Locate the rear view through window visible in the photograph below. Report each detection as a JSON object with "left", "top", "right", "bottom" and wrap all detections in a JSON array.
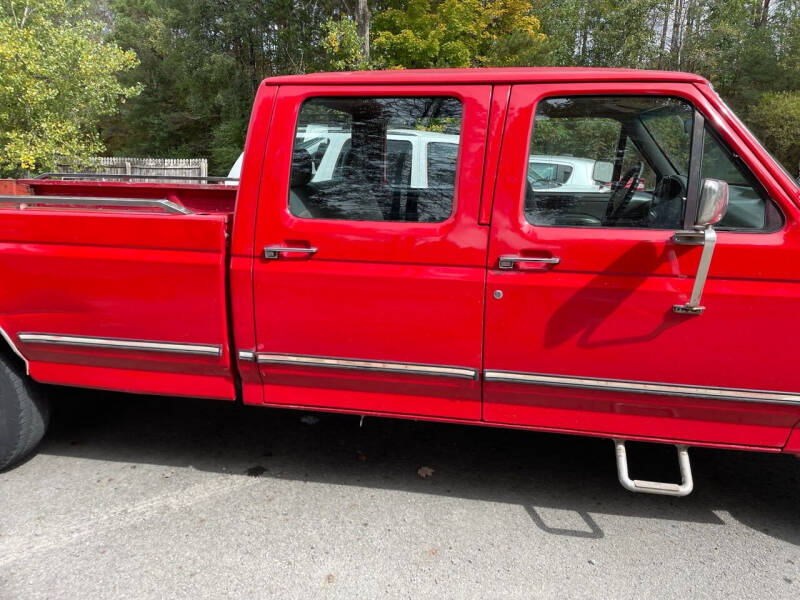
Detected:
[{"left": 288, "top": 96, "right": 462, "bottom": 222}]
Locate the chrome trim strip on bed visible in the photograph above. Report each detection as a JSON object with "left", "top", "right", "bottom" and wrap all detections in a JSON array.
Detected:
[
  {"left": 18, "top": 333, "right": 221, "bottom": 357},
  {"left": 237, "top": 350, "right": 256, "bottom": 361},
  {"left": 256, "top": 353, "right": 478, "bottom": 380},
  {"left": 483, "top": 370, "right": 800, "bottom": 406}
]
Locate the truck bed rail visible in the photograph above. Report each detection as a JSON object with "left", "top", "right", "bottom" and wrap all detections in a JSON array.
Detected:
[
  {"left": 0, "top": 194, "right": 193, "bottom": 215},
  {"left": 33, "top": 172, "right": 237, "bottom": 183}
]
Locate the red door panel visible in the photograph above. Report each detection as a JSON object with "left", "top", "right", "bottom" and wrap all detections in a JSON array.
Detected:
[
  {"left": 251, "top": 84, "right": 492, "bottom": 419},
  {"left": 483, "top": 83, "right": 800, "bottom": 448}
]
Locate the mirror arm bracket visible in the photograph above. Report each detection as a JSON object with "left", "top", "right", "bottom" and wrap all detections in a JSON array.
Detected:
[
  {"left": 673, "top": 226, "right": 717, "bottom": 315},
  {"left": 672, "top": 230, "right": 705, "bottom": 246}
]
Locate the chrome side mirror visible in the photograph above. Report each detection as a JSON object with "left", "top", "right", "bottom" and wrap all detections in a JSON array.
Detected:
[
  {"left": 695, "top": 178, "right": 729, "bottom": 227},
  {"left": 672, "top": 178, "right": 729, "bottom": 315}
]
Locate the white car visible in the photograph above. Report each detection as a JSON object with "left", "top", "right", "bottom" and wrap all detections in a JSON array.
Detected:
[
  {"left": 226, "top": 128, "right": 460, "bottom": 188},
  {"left": 527, "top": 155, "right": 615, "bottom": 192},
  {"left": 224, "top": 153, "right": 244, "bottom": 184}
]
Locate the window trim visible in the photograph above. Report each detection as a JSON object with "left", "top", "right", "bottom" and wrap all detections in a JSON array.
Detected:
[{"left": 683, "top": 110, "right": 705, "bottom": 230}]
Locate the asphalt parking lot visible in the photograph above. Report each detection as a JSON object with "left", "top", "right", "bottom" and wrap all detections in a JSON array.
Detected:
[{"left": 1, "top": 389, "right": 799, "bottom": 599}]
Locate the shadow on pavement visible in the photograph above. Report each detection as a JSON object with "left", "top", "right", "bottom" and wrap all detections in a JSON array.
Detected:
[{"left": 39, "top": 388, "right": 800, "bottom": 545}]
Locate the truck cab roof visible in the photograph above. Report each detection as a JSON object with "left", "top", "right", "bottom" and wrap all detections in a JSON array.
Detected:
[{"left": 264, "top": 67, "right": 709, "bottom": 86}]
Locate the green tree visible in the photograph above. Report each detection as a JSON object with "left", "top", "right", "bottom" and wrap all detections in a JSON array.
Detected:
[
  {"left": 0, "top": 0, "right": 140, "bottom": 175},
  {"left": 531, "top": 0, "right": 662, "bottom": 68},
  {"left": 370, "top": 0, "right": 547, "bottom": 68},
  {"left": 323, "top": 16, "right": 370, "bottom": 71},
  {"left": 106, "top": 0, "right": 357, "bottom": 173},
  {"left": 748, "top": 91, "right": 800, "bottom": 176}
]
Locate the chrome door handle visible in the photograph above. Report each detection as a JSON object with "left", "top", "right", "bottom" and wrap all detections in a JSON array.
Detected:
[
  {"left": 498, "top": 255, "right": 560, "bottom": 270},
  {"left": 264, "top": 246, "right": 318, "bottom": 259}
]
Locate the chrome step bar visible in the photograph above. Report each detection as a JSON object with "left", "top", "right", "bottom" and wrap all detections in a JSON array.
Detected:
[
  {"left": 0, "top": 194, "right": 192, "bottom": 215},
  {"left": 613, "top": 439, "right": 694, "bottom": 497}
]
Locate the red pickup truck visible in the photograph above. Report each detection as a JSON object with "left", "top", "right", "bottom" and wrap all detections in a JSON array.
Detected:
[{"left": 2, "top": 68, "right": 800, "bottom": 496}]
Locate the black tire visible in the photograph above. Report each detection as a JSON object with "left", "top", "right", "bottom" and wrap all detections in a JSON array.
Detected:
[{"left": 0, "top": 354, "right": 50, "bottom": 471}]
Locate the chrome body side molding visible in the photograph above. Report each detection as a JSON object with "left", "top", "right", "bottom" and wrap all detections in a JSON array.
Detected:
[
  {"left": 18, "top": 333, "right": 222, "bottom": 357},
  {"left": 256, "top": 353, "right": 478, "bottom": 380},
  {"left": 483, "top": 370, "right": 800, "bottom": 406},
  {"left": 237, "top": 350, "right": 256, "bottom": 361}
]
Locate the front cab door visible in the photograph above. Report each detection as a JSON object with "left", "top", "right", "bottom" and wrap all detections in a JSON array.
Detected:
[{"left": 483, "top": 83, "right": 800, "bottom": 448}]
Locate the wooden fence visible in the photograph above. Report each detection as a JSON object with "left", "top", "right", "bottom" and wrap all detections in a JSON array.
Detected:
[{"left": 55, "top": 157, "right": 208, "bottom": 183}]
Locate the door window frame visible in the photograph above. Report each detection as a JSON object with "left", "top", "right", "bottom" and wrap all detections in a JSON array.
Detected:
[{"left": 486, "top": 82, "right": 794, "bottom": 236}]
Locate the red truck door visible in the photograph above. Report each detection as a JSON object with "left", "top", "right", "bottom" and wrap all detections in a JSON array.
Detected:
[
  {"left": 250, "top": 84, "right": 491, "bottom": 419},
  {"left": 483, "top": 82, "right": 800, "bottom": 448}
]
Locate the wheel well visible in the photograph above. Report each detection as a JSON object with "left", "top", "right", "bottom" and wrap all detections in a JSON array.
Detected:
[{"left": 0, "top": 327, "right": 28, "bottom": 374}]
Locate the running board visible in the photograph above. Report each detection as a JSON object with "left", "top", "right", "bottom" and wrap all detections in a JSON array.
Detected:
[{"left": 613, "top": 440, "right": 694, "bottom": 497}]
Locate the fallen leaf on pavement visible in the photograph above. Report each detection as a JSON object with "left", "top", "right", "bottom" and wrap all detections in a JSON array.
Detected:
[{"left": 417, "top": 466, "right": 435, "bottom": 478}]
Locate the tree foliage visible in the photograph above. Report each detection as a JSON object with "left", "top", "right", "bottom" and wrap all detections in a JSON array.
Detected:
[
  {"left": 748, "top": 91, "right": 800, "bottom": 175},
  {"left": 371, "top": 0, "right": 547, "bottom": 68},
  {"left": 106, "top": 0, "right": 354, "bottom": 171},
  {"left": 0, "top": 0, "right": 139, "bottom": 175},
  {"left": 323, "top": 16, "right": 370, "bottom": 71}
]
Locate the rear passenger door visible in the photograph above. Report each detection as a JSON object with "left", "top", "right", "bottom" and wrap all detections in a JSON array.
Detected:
[
  {"left": 483, "top": 83, "right": 800, "bottom": 448},
  {"left": 251, "top": 84, "right": 491, "bottom": 419}
]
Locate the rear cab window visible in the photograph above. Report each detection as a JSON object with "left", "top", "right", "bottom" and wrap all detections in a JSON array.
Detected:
[{"left": 288, "top": 96, "right": 463, "bottom": 223}]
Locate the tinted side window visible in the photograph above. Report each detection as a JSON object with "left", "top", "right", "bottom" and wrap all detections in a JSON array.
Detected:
[
  {"left": 701, "top": 129, "right": 776, "bottom": 230},
  {"left": 525, "top": 96, "right": 693, "bottom": 229},
  {"left": 289, "top": 97, "right": 462, "bottom": 223}
]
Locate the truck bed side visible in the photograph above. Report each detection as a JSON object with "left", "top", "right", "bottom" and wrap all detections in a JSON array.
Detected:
[{"left": 0, "top": 203, "right": 236, "bottom": 399}]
